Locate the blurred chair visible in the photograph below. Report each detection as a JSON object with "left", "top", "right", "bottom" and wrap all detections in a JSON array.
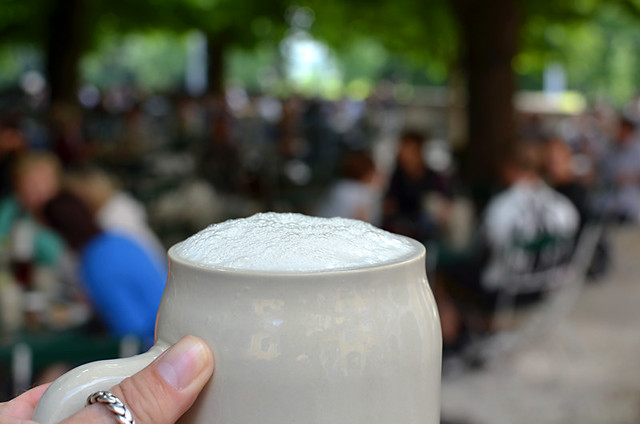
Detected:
[{"left": 458, "top": 220, "right": 604, "bottom": 367}]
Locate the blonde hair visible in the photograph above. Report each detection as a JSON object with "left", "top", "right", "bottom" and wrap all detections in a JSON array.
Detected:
[{"left": 64, "top": 167, "right": 117, "bottom": 211}]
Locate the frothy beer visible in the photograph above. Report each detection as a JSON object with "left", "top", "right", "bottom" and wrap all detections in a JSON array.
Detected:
[{"left": 172, "top": 212, "right": 416, "bottom": 272}]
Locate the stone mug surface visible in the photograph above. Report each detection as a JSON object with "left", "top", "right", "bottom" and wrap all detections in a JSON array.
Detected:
[{"left": 33, "top": 217, "right": 442, "bottom": 424}]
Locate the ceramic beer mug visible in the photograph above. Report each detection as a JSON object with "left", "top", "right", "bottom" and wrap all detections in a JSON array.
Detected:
[{"left": 33, "top": 213, "right": 442, "bottom": 424}]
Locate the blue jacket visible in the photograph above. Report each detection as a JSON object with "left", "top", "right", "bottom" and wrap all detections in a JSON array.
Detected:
[{"left": 80, "top": 232, "right": 167, "bottom": 341}]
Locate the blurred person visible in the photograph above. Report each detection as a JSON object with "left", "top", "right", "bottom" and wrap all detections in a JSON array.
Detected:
[
  {"left": 435, "top": 141, "right": 579, "bottom": 352},
  {"left": 315, "top": 150, "right": 383, "bottom": 225},
  {"left": 382, "top": 130, "right": 453, "bottom": 242},
  {"left": 600, "top": 115, "right": 640, "bottom": 222},
  {"left": 301, "top": 98, "right": 337, "bottom": 179},
  {"left": 277, "top": 96, "right": 303, "bottom": 159},
  {"left": 99, "top": 104, "right": 153, "bottom": 165},
  {"left": 565, "top": 110, "right": 609, "bottom": 171},
  {"left": 43, "top": 191, "right": 166, "bottom": 343},
  {"left": 0, "top": 153, "right": 64, "bottom": 268},
  {"left": 200, "top": 93, "right": 240, "bottom": 192},
  {"left": 0, "top": 118, "right": 27, "bottom": 197},
  {"left": 177, "top": 95, "right": 207, "bottom": 140},
  {"left": 120, "top": 105, "right": 151, "bottom": 156},
  {"left": 65, "top": 166, "right": 166, "bottom": 267},
  {"left": 50, "top": 103, "right": 91, "bottom": 167},
  {"left": 546, "top": 137, "right": 611, "bottom": 279},
  {"left": 545, "top": 138, "right": 591, "bottom": 227}
]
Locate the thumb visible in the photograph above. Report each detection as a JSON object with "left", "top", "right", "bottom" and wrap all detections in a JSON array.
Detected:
[{"left": 63, "top": 335, "right": 214, "bottom": 424}]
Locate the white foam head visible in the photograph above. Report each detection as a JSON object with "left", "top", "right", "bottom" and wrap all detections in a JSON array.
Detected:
[{"left": 171, "top": 212, "right": 418, "bottom": 272}]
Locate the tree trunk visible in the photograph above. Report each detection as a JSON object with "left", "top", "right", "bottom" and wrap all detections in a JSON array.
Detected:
[
  {"left": 45, "top": 0, "right": 89, "bottom": 106},
  {"left": 452, "top": 0, "right": 521, "bottom": 209},
  {"left": 206, "top": 36, "right": 227, "bottom": 95}
]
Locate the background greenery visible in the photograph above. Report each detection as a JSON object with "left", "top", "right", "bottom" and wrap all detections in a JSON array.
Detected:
[
  {"left": 1, "top": 0, "right": 638, "bottom": 103},
  {"left": 2, "top": 0, "right": 640, "bottom": 196}
]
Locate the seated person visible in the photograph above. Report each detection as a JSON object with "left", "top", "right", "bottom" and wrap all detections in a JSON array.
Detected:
[
  {"left": 382, "top": 130, "right": 453, "bottom": 242},
  {"left": 315, "top": 150, "right": 382, "bottom": 225},
  {"left": 0, "top": 118, "right": 27, "bottom": 198},
  {"left": 43, "top": 191, "right": 167, "bottom": 345},
  {"left": 600, "top": 115, "right": 640, "bottom": 222},
  {"left": 0, "top": 152, "right": 64, "bottom": 268},
  {"left": 435, "top": 142, "right": 579, "bottom": 350},
  {"left": 544, "top": 138, "right": 591, "bottom": 228},
  {"left": 65, "top": 166, "right": 166, "bottom": 267},
  {"left": 544, "top": 137, "right": 610, "bottom": 279}
]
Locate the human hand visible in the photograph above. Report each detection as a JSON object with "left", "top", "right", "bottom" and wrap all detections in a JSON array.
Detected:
[{"left": 0, "top": 335, "right": 214, "bottom": 424}]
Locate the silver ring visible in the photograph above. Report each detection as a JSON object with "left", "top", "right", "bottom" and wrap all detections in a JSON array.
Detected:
[{"left": 86, "top": 391, "right": 136, "bottom": 424}]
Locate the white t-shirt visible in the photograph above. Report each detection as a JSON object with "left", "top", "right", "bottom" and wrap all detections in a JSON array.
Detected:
[
  {"left": 315, "top": 180, "right": 382, "bottom": 226},
  {"left": 481, "top": 180, "right": 579, "bottom": 291}
]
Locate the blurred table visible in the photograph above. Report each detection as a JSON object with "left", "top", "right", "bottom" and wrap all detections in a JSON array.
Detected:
[{"left": 0, "top": 326, "right": 140, "bottom": 400}]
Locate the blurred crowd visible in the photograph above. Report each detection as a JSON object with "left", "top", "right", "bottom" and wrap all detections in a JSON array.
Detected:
[
  {"left": 0, "top": 85, "right": 401, "bottom": 348},
  {"left": 1, "top": 85, "right": 640, "bottom": 388}
]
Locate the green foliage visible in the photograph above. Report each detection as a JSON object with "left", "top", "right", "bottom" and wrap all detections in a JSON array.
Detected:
[
  {"left": 0, "top": 0, "right": 49, "bottom": 43},
  {"left": 0, "top": 0, "right": 290, "bottom": 53},
  {"left": 227, "top": 43, "right": 281, "bottom": 91},
  {"left": 0, "top": 45, "right": 40, "bottom": 87},
  {"left": 81, "top": 31, "right": 187, "bottom": 92},
  {"left": 303, "top": 0, "right": 458, "bottom": 76},
  {"left": 3, "top": 0, "right": 640, "bottom": 104},
  {"left": 517, "top": 0, "right": 640, "bottom": 105},
  {"left": 336, "top": 38, "right": 389, "bottom": 83},
  {"left": 160, "top": 0, "right": 290, "bottom": 47}
]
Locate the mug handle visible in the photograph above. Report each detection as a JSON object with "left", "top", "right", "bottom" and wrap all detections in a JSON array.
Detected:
[{"left": 32, "top": 340, "right": 170, "bottom": 424}]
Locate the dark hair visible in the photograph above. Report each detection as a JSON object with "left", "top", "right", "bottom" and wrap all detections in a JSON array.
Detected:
[
  {"left": 341, "top": 151, "right": 375, "bottom": 181},
  {"left": 399, "top": 130, "right": 427, "bottom": 147},
  {"left": 619, "top": 115, "right": 637, "bottom": 130},
  {"left": 43, "top": 191, "right": 101, "bottom": 250},
  {"left": 501, "top": 141, "right": 543, "bottom": 174}
]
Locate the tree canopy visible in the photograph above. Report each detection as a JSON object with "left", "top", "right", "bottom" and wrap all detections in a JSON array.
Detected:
[
  {"left": 2, "top": 0, "right": 640, "bottom": 102},
  {"left": 3, "top": 0, "right": 640, "bottom": 200}
]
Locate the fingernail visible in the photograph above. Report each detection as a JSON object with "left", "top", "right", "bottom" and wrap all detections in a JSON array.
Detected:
[{"left": 157, "top": 336, "right": 209, "bottom": 390}]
